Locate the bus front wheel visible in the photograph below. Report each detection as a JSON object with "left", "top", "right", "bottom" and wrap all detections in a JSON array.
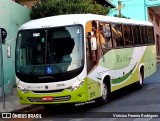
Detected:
[{"left": 97, "top": 81, "right": 110, "bottom": 105}]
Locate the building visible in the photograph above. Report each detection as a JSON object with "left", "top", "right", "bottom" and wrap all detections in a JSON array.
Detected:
[
  {"left": 108, "top": 0, "right": 160, "bottom": 56},
  {"left": 148, "top": 6, "right": 160, "bottom": 55},
  {"left": 14, "top": 0, "right": 38, "bottom": 9},
  {"left": 0, "top": 0, "right": 30, "bottom": 98}
]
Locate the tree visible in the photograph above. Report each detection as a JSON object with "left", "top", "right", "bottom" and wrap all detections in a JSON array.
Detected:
[{"left": 30, "top": 0, "right": 110, "bottom": 19}]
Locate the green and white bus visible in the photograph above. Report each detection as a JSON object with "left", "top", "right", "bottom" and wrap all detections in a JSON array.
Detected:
[{"left": 15, "top": 14, "right": 156, "bottom": 105}]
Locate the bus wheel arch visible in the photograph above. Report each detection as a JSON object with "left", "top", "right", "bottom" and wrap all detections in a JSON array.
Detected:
[{"left": 97, "top": 75, "right": 111, "bottom": 104}]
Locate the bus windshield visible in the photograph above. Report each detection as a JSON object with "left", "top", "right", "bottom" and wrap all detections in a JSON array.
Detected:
[{"left": 16, "top": 25, "right": 83, "bottom": 77}]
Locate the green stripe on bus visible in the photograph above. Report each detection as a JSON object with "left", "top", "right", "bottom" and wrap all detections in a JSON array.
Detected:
[
  {"left": 112, "top": 71, "right": 132, "bottom": 84},
  {"left": 112, "top": 65, "right": 136, "bottom": 84}
]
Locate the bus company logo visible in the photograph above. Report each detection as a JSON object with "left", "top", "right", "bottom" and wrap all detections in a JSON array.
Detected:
[
  {"left": 45, "top": 85, "right": 48, "bottom": 89},
  {"left": 38, "top": 76, "right": 53, "bottom": 79},
  {"left": 27, "top": 85, "right": 43, "bottom": 89}
]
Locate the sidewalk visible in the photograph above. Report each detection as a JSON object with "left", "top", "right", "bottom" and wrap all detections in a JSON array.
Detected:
[
  {"left": 0, "top": 57, "right": 160, "bottom": 113},
  {"left": 0, "top": 89, "right": 31, "bottom": 113}
]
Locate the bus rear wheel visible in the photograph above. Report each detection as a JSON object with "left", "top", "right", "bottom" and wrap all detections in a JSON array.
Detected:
[{"left": 137, "top": 69, "right": 144, "bottom": 89}]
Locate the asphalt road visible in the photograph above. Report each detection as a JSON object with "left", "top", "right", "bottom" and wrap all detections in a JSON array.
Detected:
[{"left": 3, "top": 64, "right": 160, "bottom": 121}]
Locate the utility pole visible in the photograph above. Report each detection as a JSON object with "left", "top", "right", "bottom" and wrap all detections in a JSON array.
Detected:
[
  {"left": 117, "top": 0, "right": 125, "bottom": 17},
  {"left": 117, "top": 1, "right": 122, "bottom": 17}
]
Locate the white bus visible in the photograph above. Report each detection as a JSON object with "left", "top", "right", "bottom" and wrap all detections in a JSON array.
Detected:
[{"left": 15, "top": 14, "right": 156, "bottom": 105}]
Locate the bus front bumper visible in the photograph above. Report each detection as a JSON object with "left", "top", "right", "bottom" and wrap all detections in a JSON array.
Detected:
[{"left": 17, "top": 82, "right": 88, "bottom": 105}]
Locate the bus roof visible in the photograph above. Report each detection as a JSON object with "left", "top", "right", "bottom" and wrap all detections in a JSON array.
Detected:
[{"left": 19, "top": 14, "right": 153, "bottom": 30}]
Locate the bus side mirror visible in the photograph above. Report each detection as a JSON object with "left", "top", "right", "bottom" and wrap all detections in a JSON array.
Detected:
[{"left": 91, "top": 37, "right": 97, "bottom": 50}]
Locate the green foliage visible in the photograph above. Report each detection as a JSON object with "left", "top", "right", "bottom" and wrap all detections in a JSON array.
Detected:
[{"left": 30, "top": 0, "right": 110, "bottom": 19}]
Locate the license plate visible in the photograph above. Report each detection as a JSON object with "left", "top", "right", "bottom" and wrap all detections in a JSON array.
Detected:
[{"left": 42, "top": 96, "right": 54, "bottom": 101}]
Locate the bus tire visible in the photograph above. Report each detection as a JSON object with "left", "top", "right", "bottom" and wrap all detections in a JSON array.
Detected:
[
  {"left": 137, "top": 67, "right": 144, "bottom": 89},
  {"left": 97, "top": 80, "right": 110, "bottom": 105}
]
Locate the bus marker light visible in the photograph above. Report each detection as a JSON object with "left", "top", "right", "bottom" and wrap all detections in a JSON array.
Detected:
[{"left": 78, "top": 94, "right": 82, "bottom": 97}]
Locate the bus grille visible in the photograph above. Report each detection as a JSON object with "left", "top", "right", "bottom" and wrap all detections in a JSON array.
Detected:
[
  {"left": 27, "top": 95, "right": 71, "bottom": 102},
  {"left": 32, "top": 89, "right": 64, "bottom": 93}
]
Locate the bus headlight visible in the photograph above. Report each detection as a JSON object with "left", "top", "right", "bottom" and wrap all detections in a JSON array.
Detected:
[
  {"left": 67, "top": 80, "right": 84, "bottom": 91},
  {"left": 17, "top": 85, "right": 29, "bottom": 94}
]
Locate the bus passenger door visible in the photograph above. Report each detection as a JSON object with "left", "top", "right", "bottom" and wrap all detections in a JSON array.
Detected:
[
  {"left": 86, "top": 21, "right": 98, "bottom": 73},
  {"left": 86, "top": 36, "right": 96, "bottom": 73}
]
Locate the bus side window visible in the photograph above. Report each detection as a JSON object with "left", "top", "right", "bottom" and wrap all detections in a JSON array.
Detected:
[
  {"left": 111, "top": 23, "right": 123, "bottom": 47},
  {"left": 99, "top": 22, "right": 112, "bottom": 48},
  {"left": 147, "top": 26, "right": 154, "bottom": 44},
  {"left": 140, "top": 26, "right": 148, "bottom": 44},
  {"left": 85, "top": 20, "right": 98, "bottom": 63},
  {"left": 133, "top": 25, "right": 141, "bottom": 45},
  {"left": 122, "top": 24, "right": 133, "bottom": 46}
]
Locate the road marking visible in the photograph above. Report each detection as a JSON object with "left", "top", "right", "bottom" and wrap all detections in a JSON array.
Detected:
[
  {"left": 146, "top": 87, "right": 154, "bottom": 90},
  {"left": 133, "top": 118, "right": 152, "bottom": 121}
]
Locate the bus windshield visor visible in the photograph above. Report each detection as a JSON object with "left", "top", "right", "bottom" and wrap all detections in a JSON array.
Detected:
[{"left": 16, "top": 25, "right": 83, "bottom": 75}]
